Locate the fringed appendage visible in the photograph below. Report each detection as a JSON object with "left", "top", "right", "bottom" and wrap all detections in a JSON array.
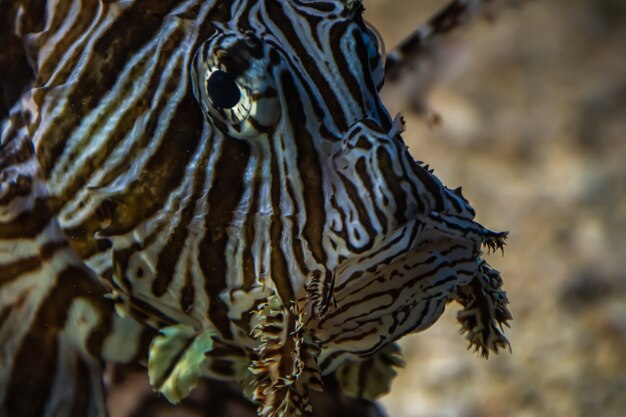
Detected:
[
  {"left": 454, "top": 260, "right": 512, "bottom": 358},
  {"left": 480, "top": 227, "right": 508, "bottom": 255},
  {"left": 303, "top": 269, "right": 336, "bottom": 322},
  {"left": 250, "top": 294, "right": 323, "bottom": 417}
]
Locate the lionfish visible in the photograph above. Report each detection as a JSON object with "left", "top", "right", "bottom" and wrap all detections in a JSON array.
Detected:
[{"left": 0, "top": 0, "right": 512, "bottom": 416}]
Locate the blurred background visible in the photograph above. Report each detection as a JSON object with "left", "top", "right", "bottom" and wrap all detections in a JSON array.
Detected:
[{"left": 366, "top": 1, "right": 626, "bottom": 416}]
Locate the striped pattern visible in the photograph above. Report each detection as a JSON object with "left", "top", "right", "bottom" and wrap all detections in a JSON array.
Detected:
[{"left": 0, "top": 1, "right": 511, "bottom": 417}]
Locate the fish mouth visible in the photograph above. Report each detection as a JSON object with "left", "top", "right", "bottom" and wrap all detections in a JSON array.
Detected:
[{"left": 310, "top": 221, "right": 509, "bottom": 371}]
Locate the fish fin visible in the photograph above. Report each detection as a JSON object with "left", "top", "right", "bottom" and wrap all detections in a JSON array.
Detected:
[
  {"left": 334, "top": 342, "right": 405, "bottom": 401},
  {"left": 454, "top": 260, "right": 512, "bottom": 358},
  {"left": 147, "top": 324, "right": 216, "bottom": 404},
  {"left": 0, "top": 114, "right": 112, "bottom": 417}
]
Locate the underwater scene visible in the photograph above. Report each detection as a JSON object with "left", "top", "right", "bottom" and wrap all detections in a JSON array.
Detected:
[{"left": 0, "top": 1, "right": 624, "bottom": 417}]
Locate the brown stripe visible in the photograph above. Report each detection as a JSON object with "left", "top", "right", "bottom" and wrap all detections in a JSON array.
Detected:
[
  {"left": 355, "top": 156, "right": 388, "bottom": 234},
  {"left": 241, "top": 173, "right": 260, "bottom": 289},
  {"left": 0, "top": 303, "right": 11, "bottom": 330},
  {"left": 58, "top": 22, "right": 190, "bottom": 204},
  {"left": 0, "top": 256, "right": 41, "bottom": 286},
  {"left": 0, "top": 121, "right": 32, "bottom": 171},
  {"left": 180, "top": 264, "right": 195, "bottom": 314},
  {"left": 35, "top": 3, "right": 180, "bottom": 177},
  {"left": 0, "top": 174, "right": 32, "bottom": 205},
  {"left": 265, "top": 0, "right": 348, "bottom": 130},
  {"left": 336, "top": 169, "right": 375, "bottom": 253},
  {"left": 0, "top": 2, "right": 38, "bottom": 110},
  {"left": 6, "top": 264, "right": 106, "bottom": 417},
  {"left": 268, "top": 141, "right": 294, "bottom": 303},
  {"left": 70, "top": 357, "right": 94, "bottom": 417},
  {"left": 377, "top": 147, "right": 409, "bottom": 222},
  {"left": 330, "top": 24, "right": 366, "bottom": 110},
  {"left": 0, "top": 197, "right": 51, "bottom": 239},
  {"left": 199, "top": 138, "right": 250, "bottom": 339},
  {"left": 24, "top": 0, "right": 72, "bottom": 70},
  {"left": 280, "top": 71, "right": 328, "bottom": 267},
  {"left": 150, "top": 117, "right": 212, "bottom": 297},
  {"left": 34, "top": 0, "right": 100, "bottom": 87},
  {"left": 151, "top": 182, "right": 197, "bottom": 296},
  {"left": 83, "top": 93, "right": 205, "bottom": 241},
  {"left": 6, "top": 327, "right": 58, "bottom": 417},
  {"left": 86, "top": 299, "right": 115, "bottom": 359},
  {"left": 0, "top": 240, "right": 69, "bottom": 288}
]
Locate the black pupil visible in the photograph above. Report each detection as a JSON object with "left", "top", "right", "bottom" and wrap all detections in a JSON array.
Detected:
[{"left": 206, "top": 70, "right": 240, "bottom": 109}]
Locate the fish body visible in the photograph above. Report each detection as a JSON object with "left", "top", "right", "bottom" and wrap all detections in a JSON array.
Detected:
[{"left": 0, "top": 1, "right": 511, "bottom": 416}]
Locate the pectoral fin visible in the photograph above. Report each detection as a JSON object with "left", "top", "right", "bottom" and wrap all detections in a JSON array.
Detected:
[
  {"left": 148, "top": 324, "right": 216, "bottom": 404},
  {"left": 1, "top": 113, "right": 113, "bottom": 417}
]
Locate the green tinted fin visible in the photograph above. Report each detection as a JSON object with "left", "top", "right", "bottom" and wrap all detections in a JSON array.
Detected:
[{"left": 148, "top": 324, "right": 216, "bottom": 404}]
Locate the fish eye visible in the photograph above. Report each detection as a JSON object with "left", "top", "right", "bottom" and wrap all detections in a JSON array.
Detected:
[
  {"left": 206, "top": 70, "right": 241, "bottom": 109},
  {"left": 191, "top": 32, "right": 281, "bottom": 139}
]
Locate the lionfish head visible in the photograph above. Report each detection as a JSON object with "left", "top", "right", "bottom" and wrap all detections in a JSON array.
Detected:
[{"left": 188, "top": 0, "right": 509, "bottom": 372}]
